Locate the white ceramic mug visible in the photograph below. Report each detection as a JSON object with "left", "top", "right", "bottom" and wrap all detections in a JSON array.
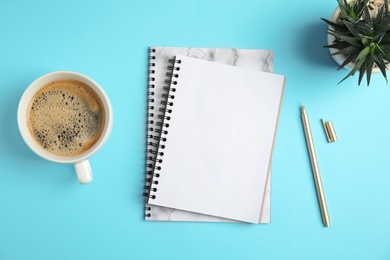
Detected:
[{"left": 17, "top": 71, "right": 113, "bottom": 184}]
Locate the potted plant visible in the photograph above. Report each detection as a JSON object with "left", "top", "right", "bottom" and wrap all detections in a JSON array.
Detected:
[{"left": 322, "top": 0, "right": 390, "bottom": 86}]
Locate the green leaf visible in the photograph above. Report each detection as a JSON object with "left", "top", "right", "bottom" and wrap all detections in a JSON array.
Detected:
[
  {"left": 373, "top": 54, "right": 388, "bottom": 82},
  {"left": 338, "top": 0, "right": 351, "bottom": 18},
  {"left": 338, "top": 57, "right": 365, "bottom": 84},
  {"left": 321, "top": 18, "right": 348, "bottom": 31},
  {"left": 324, "top": 41, "right": 353, "bottom": 53},
  {"left": 365, "top": 54, "right": 374, "bottom": 85},
  {"left": 377, "top": 1, "right": 390, "bottom": 29},
  {"left": 337, "top": 53, "right": 359, "bottom": 70},
  {"left": 356, "top": 46, "right": 371, "bottom": 61},
  {"left": 357, "top": 0, "right": 370, "bottom": 18},
  {"left": 332, "top": 45, "right": 361, "bottom": 56},
  {"left": 375, "top": 45, "right": 390, "bottom": 62},
  {"left": 355, "top": 20, "right": 373, "bottom": 31},
  {"left": 376, "top": 44, "right": 386, "bottom": 56},
  {"left": 380, "top": 34, "right": 390, "bottom": 44},
  {"left": 373, "top": 32, "right": 386, "bottom": 44},
  {"left": 343, "top": 20, "right": 365, "bottom": 37},
  {"left": 362, "top": 6, "right": 372, "bottom": 27},
  {"left": 360, "top": 34, "right": 372, "bottom": 46},
  {"left": 327, "top": 31, "right": 363, "bottom": 47},
  {"left": 374, "top": 1, "right": 385, "bottom": 26},
  {"left": 358, "top": 62, "right": 366, "bottom": 86}
]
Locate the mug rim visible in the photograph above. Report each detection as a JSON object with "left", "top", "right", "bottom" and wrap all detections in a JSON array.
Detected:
[{"left": 17, "top": 70, "right": 113, "bottom": 164}]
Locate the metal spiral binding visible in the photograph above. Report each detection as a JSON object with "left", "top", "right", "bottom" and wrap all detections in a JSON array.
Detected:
[
  {"left": 147, "top": 58, "right": 181, "bottom": 203},
  {"left": 144, "top": 53, "right": 181, "bottom": 218},
  {"left": 144, "top": 48, "right": 157, "bottom": 217}
]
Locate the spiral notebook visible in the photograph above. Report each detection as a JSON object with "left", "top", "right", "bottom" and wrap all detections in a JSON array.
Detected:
[
  {"left": 146, "top": 55, "right": 285, "bottom": 224},
  {"left": 145, "top": 47, "right": 274, "bottom": 222}
]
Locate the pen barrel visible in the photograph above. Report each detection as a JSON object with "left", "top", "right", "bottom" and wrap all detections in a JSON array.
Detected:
[{"left": 301, "top": 110, "right": 330, "bottom": 227}]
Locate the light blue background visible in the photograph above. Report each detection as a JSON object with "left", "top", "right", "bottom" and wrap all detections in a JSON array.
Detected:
[{"left": 1, "top": 0, "right": 390, "bottom": 259}]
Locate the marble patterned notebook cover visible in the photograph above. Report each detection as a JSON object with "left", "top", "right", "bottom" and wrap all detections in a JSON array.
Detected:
[{"left": 145, "top": 46, "right": 273, "bottom": 223}]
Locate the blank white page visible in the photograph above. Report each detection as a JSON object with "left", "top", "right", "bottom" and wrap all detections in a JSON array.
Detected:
[{"left": 148, "top": 55, "right": 285, "bottom": 224}]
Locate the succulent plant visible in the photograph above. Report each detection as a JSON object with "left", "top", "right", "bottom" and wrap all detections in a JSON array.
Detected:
[{"left": 322, "top": 0, "right": 390, "bottom": 86}]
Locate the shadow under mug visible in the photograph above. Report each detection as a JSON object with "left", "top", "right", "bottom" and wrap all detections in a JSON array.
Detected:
[{"left": 17, "top": 71, "right": 113, "bottom": 184}]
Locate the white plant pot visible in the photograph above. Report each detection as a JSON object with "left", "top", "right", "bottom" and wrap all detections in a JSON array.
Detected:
[{"left": 327, "top": 4, "right": 382, "bottom": 73}]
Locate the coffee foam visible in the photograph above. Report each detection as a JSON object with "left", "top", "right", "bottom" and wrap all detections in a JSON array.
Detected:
[{"left": 27, "top": 79, "right": 105, "bottom": 157}]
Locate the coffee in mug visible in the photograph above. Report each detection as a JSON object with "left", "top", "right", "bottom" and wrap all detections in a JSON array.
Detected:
[
  {"left": 18, "top": 71, "right": 113, "bottom": 184},
  {"left": 28, "top": 79, "right": 105, "bottom": 157}
]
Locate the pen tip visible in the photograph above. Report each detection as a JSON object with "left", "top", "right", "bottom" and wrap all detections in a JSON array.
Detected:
[{"left": 301, "top": 105, "right": 306, "bottom": 113}]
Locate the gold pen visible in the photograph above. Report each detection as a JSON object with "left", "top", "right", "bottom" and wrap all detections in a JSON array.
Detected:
[{"left": 301, "top": 105, "right": 330, "bottom": 227}]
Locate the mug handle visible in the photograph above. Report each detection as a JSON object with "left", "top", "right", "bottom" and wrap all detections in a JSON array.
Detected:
[{"left": 74, "top": 160, "right": 93, "bottom": 184}]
